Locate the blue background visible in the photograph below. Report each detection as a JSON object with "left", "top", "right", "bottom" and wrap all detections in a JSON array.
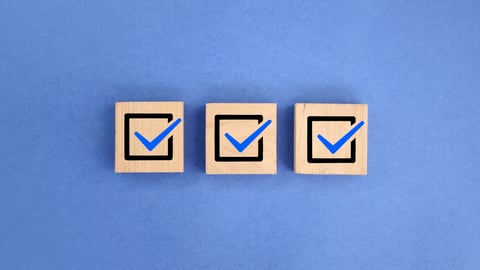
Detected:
[{"left": 1, "top": 1, "right": 480, "bottom": 269}]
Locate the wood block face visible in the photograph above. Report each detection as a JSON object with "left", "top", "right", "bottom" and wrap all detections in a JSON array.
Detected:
[
  {"left": 294, "top": 103, "right": 368, "bottom": 175},
  {"left": 206, "top": 103, "right": 277, "bottom": 174},
  {"left": 115, "top": 102, "right": 184, "bottom": 173}
]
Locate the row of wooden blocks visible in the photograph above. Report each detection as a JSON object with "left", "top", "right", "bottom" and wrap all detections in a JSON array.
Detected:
[{"left": 115, "top": 102, "right": 368, "bottom": 175}]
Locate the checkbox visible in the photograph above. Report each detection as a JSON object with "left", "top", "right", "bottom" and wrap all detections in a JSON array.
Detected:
[
  {"left": 307, "top": 116, "right": 356, "bottom": 163},
  {"left": 206, "top": 103, "right": 277, "bottom": 175},
  {"left": 215, "top": 115, "right": 264, "bottom": 162},
  {"left": 115, "top": 102, "right": 184, "bottom": 173},
  {"left": 295, "top": 103, "right": 368, "bottom": 175},
  {"left": 124, "top": 113, "right": 174, "bottom": 160}
]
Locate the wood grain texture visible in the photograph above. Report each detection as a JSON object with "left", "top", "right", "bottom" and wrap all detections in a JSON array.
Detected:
[
  {"left": 115, "top": 102, "right": 184, "bottom": 173},
  {"left": 206, "top": 103, "right": 276, "bottom": 174},
  {"left": 294, "top": 103, "right": 368, "bottom": 175}
]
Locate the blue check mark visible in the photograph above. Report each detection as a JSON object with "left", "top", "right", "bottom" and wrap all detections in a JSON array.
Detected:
[
  {"left": 134, "top": 118, "right": 182, "bottom": 151},
  {"left": 317, "top": 121, "right": 364, "bottom": 154},
  {"left": 225, "top": 119, "right": 272, "bottom": 152}
]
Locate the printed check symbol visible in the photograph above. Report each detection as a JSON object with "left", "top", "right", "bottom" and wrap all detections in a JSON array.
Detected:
[
  {"left": 317, "top": 121, "right": 364, "bottom": 154},
  {"left": 134, "top": 118, "right": 182, "bottom": 151},
  {"left": 224, "top": 119, "right": 272, "bottom": 152}
]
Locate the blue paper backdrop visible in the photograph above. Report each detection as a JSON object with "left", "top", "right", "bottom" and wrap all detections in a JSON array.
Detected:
[{"left": 1, "top": 1, "right": 480, "bottom": 269}]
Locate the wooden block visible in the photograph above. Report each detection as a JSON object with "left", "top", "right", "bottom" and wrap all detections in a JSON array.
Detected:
[
  {"left": 115, "top": 102, "right": 184, "bottom": 173},
  {"left": 206, "top": 103, "right": 277, "bottom": 174},
  {"left": 294, "top": 103, "right": 368, "bottom": 175}
]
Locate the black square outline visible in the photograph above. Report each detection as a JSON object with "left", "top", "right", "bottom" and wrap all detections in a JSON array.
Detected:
[
  {"left": 215, "top": 115, "right": 264, "bottom": 162},
  {"left": 307, "top": 116, "right": 356, "bottom": 163},
  {"left": 124, "top": 113, "right": 174, "bottom": 160}
]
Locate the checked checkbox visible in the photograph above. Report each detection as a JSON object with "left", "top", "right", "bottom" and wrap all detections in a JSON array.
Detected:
[
  {"left": 125, "top": 114, "right": 182, "bottom": 160},
  {"left": 115, "top": 102, "right": 184, "bottom": 173},
  {"left": 295, "top": 103, "right": 368, "bottom": 175},
  {"left": 215, "top": 115, "right": 272, "bottom": 162},
  {"left": 206, "top": 103, "right": 277, "bottom": 175}
]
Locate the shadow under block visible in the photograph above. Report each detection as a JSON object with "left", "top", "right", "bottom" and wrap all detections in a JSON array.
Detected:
[
  {"left": 206, "top": 103, "right": 277, "bottom": 175},
  {"left": 294, "top": 103, "right": 368, "bottom": 175},
  {"left": 115, "top": 102, "right": 184, "bottom": 173}
]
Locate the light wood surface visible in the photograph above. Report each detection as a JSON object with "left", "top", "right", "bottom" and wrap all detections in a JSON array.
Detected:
[
  {"left": 294, "top": 103, "right": 368, "bottom": 175},
  {"left": 115, "top": 101, "right": 184, "bottom": 173},
  {"left": 206, "top": 103, "right": 277, "bottom": 174}
]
